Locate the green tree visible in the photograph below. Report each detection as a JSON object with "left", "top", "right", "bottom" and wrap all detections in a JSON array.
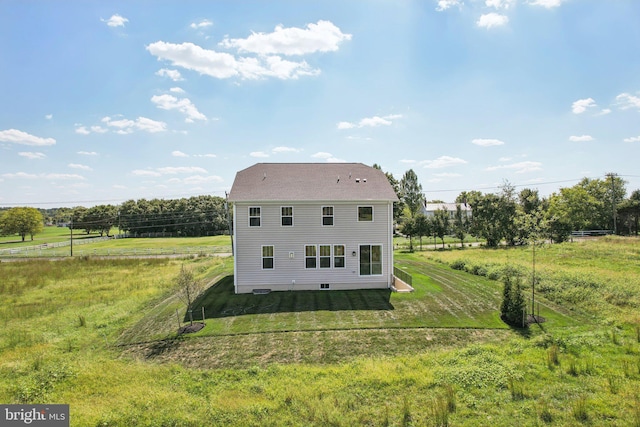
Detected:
[
  {"left": 0, "top": 207, "right": 44, "bottom": 241},
  {"left": 373, "top": 164, "right": 404, "bottom": 223},
  {"left": 618, "top": 190, "right": 640, "bottom": 235},
  {"left": 176, "top": 265, "right": 202, "bottom": 326},
  {"left": 500, "top": 269, "right": 526, "bottom": 327},
  {"left": 400, "top": 216, "right": 416, "bottom": 252},
  {"left": 452, "top": 204, "right": 469, "bottom": 247},
  {"left": 400, "top": 169, "right": 423, "bottom": 218},
  {"left": 413, "top": 214, "right": 431, "bottom": 251},
  {"left": 433, "top": 208, "right": 450, "bottom": 248}
]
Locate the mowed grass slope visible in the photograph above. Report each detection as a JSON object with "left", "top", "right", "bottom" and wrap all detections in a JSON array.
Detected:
[{"left": 0, "top": 239, "right": 639, "bottom": 425}]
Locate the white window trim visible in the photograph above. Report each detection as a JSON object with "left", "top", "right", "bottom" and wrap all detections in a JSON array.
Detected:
[
  {"left": 304, "top": 244, "right": 317, "bottom": 269},
  {"left": 319, "top": 244, "right": 332, "bottom": 269},
  {"left": 249, "top": 206, "right": 261, "bottom": 227},
  {"left": 358, "top": 244, "right": 383, "bottom": 277},
  {"left": 333, "top": 244, "right": 346, "bottom": 269},
  {"left": 321, "top": 206, "right": 334, "bottom": 227},
  {"left": 261, "top": 245, "right": 274, "bottom": 270},
  {"left": 281, "top": 206, "right": 294, "bottom": 227},
  {"left": 357, "top": 206, "right": 374, "bottom": 222}
]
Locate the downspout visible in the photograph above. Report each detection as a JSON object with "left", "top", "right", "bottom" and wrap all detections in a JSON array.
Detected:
[{"left": 389, "top": 200, "right": 394, "bottom": 288}]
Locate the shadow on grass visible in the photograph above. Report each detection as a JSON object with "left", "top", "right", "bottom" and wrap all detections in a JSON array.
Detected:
[{"left": 187, "top": 275, "right": 394, "bottom": 320}]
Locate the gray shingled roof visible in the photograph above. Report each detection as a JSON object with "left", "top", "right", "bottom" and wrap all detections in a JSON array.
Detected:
[{"left": 228, "top": 163, "right": 399, "bottom": 202}]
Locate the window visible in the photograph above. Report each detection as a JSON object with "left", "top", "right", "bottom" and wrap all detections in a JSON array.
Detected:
[
  {"left": 262, "top": 246, "right": 274, "bottom": 269},
  {"left": 249, "top": 207, "right": 261, "bottom": 227},
  {"left": 334, "top": 245, "right": 345, "bottom": 268},
  {"left": 322, "top": 206, "right": 334, "bottom": 226},
  {"left": 319, "top": 245, "right": 331, "bottom": 268},
  {"left": 358, "top": 206, "right": 373, "bottom": 222},
  {"left": 281, "top": 206, "right": 293, "bottom": 226},
  {"left": 320, "top": 283, "right": 330, "bottom": 289},
  {"left": 359, "top": 245, "right": 382, "bottom": 276},
  {"left": 305, "top": 245, "right": 317, "bottom": 269}
]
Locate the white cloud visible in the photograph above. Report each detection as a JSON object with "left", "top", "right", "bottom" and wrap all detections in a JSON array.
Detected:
[
  {"left": 45, "top": 173, "right": 86, "bottom": 180},
  {"left": 169, "top": 87, "right": 185, "bottom": 93},
  {"left": 193, "top": 153, "right": 217, "bottom": 158},
  {"left": 569, "top": 135, "right": 594, "bottom": 142},
  {"left": 68, "top": 163, "right": 93, "bottom": 171},
  {"left": 436, "top": 0, "right": 463, "bottom": 11},
  {"left": 151, "top": 94, "right": 207, "bottom": 122},
  {"left": 2, "top": 172, "right": 38, "bottom": 179},
  {"left": 75, "top": 126, "right": 91, "bottom": 135},
  {"left": 45, "top": 114, "right": 53, "bottom": 120},
  {"left": 422, "top": 156, "right": 468, "bottom": 169},
  {"left": 472, "top": 138, "right": 505, "bottom": 147},
  {"left": 219, "top": 20, "right": 351, "bottom": 56},
  {"left": 486, "top": 161, "right": 542, "bottom": 173},
  {"left": 250, "top": 151, "right": 270, "bottom": 158},
  {"left": 102, "top": 116, "right": 167, "bottom": 133},
  {"left": 486, "top": 0, "right": 515, "bottom": 9},
  {"left": 596, "top": 108, "right": 612, "bottom": 116},
  {"left": 272, "top": 146, "right": 302, "bottom": 153},
  {"left": 624, "top": 136, "right": 640, "bottom": 143},
  {"left": 156, "top": 68, "right": 184, "bottom": 81},
  {"left": 615, "top": 93, "right": 640, "bottom": 111},
  {"left": 529, "top": 0, "right": 565, "bottom": 8},
  {"left": 433, "top": 172, "right": 462, "bottom": 177},
  {"left": 3, "top": 172, "right": 85, "bottom": 180},
  {"left": 91, "top": 125, "right": 108, "bottom": 133},
  {"left": 311, "top": 152, "right": 345, "bottom": 163},
  {"left": 131, "top": 170, "right": 162, "bottom": 177},
  {"left": 147, "top": 41, "right": 320, "bottom": 80},
  {"left": 102, "top": 14, "right": 129, "bottom": 27},
  {"left": 78, "top": 151, "right": 98, "bottom": 156},
  {"left": 172, "top": 150, "right": 189, "bottom": 157},
  {"left": 18, "top": 152, "right": 46, "bottom": 160},
  {"left": 182, "top": 175, "right": 224, "bottom": 184},
  {"left": 337, "top": 114, "right": 402, "bottom": 130},
  {"left": 190, "top": 20, "right": 213, "bottom": 30},
  {"left": 156, "top": 166, "right": 207, "bottom": 174},
  {"left": 572, "top": 98, "right": 597, "bottom": 114},
  {"left": 477, "top": 13, "right": 509, "bottom": 29},
  {"left": 0, "top": 129, "right": 56, "bottom": 146}
]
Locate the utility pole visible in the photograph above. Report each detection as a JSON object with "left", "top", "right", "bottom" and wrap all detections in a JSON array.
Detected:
[{"left": 606, "top": 172, "right": 617, "bottom": 234}]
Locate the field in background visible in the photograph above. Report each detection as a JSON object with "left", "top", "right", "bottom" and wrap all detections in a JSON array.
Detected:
[{"left": 0, "top": 238, "right": 639, "bottom": 425}]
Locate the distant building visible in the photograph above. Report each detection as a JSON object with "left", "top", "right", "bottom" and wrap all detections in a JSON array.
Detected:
[
  {"left": 228, "top": 163, "right": 398, "bottom": 294},
  {"left": 422, "top": 202, "right": 472, "bottom": 219}
]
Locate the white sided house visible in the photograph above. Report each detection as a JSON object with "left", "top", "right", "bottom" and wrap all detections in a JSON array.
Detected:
[{"left": 228, "top": 163, "right": 398, "bottom": 294}]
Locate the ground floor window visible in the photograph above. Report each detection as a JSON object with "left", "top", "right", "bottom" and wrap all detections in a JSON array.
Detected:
[
  {"left": 319, "top": 245, "right": 331, "bottom": 268},
  {"left": 359, "top": 244, "right": 382, "bottom": 276},
  {"left": 334, "top": 245, "right": 345, "bottom": 268},
  {"left": 262, "top": 245, "right": 274, "bottom": 269},
  {"left": 305, "top": 245, "right": 317, "bottom": 268}
]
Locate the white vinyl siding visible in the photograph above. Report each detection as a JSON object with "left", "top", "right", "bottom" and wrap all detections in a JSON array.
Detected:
[{"left": 233, "top": 201, "right": 393, "bottom": 293}]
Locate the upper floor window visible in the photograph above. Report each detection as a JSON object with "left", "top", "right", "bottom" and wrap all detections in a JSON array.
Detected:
[
  {"left": 281, "top": 206, "right": 293, "bottom": 226},
  {"left": 249, "top": 207, "right": 261, "bottom": 227},
  {"left": 322, "top": 206, "right": 334, "bottom": 226},
  {"left": 262, "top": 246, "right": 274, "bottom": 269},
  {"left": 358, "top": 206, "right": 373, "bottom": 222}
]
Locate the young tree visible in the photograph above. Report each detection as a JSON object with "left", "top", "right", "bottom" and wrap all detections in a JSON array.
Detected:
[
  {"left": 433, "top": 208, "right": 450, "bottom": 248},
  {"left": 0, "top": 207, "right": 44, "bottom": 241},
  {"left": 413, "top": 214, "right": 430, "bottom": 251},
  {"left": 400, "top": 169, "right": 423, "bottom": 218},
  {"left": 453, "top": 204, "right": 468, "bottom": 247},
  {"left": 400, "top": 216, "right": 416, "bottom": 252},
  {"left": 175, "top": 265, "right": 202, "bottom": 325},
  {"left": 500, "top": 269, "right": 526, "bottom": 327}
]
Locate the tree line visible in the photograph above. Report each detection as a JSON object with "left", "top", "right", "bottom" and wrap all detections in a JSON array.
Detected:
[
  {"left": 376, "top": 166, "right": 640, "bottom": 249},
  {"left": 1, "top": 195, "right": 230, "bottom": 240}
]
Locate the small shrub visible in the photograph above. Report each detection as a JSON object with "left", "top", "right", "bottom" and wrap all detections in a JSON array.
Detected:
[
  {"left": 401, "top": 397, "right": 412, "bottom": 426},
  {"left": 508, "top": 377, "right": 525, "bottom": 401},
  {"left": 443, "top": 384, "right": 456, "bottom": 413},
  {"left": 78, "top": 315, "right": 86, "bottom": 327},
  {"left": 538, "top": 401, "right": 553, "bottom": 424},
  {"left": 547, "top": 344, "right": 560, "bottom": 368},
  {"left": 611, "top": 328, "right": 620, "bottom": 345},
  {"left": 567, "top": 357, "right": 579, "bottom": 376},
  {"left": 607, "top": 375, "right": 621, "bottom": 394},
  {"left": 635, "top": 324, "right": 640, "bottom": 343},
  {"left": 572, "top": 396, "right": 589, "bottom": 423},
  {"left": 431, "top": 396, "right": 449, "bottom": 427},
  {"left": 450, "top": 260, "right": 466, "bottom": 271}
]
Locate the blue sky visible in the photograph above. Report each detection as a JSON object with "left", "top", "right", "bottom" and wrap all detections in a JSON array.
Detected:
[{"left": 1, "top": 0, "right": 639, "bottom": 207}]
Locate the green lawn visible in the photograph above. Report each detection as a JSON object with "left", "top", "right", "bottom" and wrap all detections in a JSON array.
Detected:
[{"left": 1, "top": 239, "right": 639, "bottom": 425}]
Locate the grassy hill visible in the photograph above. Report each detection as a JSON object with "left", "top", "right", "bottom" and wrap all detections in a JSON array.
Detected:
[{"left": 0, "top": 238, "right": 639, "bottom": 425}]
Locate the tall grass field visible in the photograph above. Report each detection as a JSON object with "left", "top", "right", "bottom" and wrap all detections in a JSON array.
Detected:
[{"left": 0, "top": 237, "right": 639, "bottom": 425}]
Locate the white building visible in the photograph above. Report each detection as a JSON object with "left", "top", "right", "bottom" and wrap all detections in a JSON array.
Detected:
[{"left": 228, "top": 163, "right": 398, "bottom": 294}]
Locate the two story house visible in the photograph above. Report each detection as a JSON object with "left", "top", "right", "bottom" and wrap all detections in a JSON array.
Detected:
[{"left": 228, "top": 163, "right": 398, "bottom": 294}]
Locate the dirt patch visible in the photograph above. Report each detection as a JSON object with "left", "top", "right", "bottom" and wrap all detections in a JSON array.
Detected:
[{"left": 178, "top": 322, "right": 205, "bottom": 334}]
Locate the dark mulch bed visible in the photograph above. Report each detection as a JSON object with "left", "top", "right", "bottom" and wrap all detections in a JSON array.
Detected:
[{"left": 178, "top": 322, "right": 205, "bottom": 335}]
